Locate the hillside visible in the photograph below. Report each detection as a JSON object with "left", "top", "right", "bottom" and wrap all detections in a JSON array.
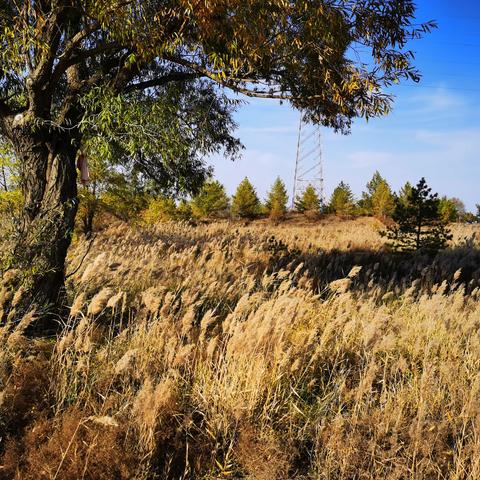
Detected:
[{"left": 1, "top": 218, "right": 480, "bottom": 479}]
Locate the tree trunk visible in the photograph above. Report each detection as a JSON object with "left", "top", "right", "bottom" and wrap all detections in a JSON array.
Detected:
[
  {"left": 0, "top": 125, "right": 78, "bottom": 335},
  {"left": 80, "top": 186, "right": 98, "bottom": 238}
]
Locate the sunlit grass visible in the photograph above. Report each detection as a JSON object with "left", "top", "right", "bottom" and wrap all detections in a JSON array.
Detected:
[{"left": 1, "top": 218, "right": 480, "bottom": 479}]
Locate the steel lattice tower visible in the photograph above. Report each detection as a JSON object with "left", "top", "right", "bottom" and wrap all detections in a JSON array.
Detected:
[{"left": 292, "top": 114, "right": 325, "bottom": 209}]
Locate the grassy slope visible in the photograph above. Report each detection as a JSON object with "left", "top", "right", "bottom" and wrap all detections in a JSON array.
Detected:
[{"left": 1, "top": 218, "right": 480, "bottom": 479}]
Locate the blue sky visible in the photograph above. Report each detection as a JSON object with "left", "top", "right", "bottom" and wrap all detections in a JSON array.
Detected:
[{"left": 210, "top": 1, "right": 480, "bottom": 211}]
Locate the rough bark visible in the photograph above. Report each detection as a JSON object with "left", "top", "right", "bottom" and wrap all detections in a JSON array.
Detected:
[{"left": 0, "top": 122, "right": 78, "bottom": 335}]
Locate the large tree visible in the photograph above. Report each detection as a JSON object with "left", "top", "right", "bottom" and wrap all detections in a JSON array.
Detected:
[{"left": 0, "top": 0, "right": 434, "bottom": 331}]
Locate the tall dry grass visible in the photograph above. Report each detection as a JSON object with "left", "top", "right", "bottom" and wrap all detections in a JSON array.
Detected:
[{"left": 1, "top": 218, "right": 480, "bottom": 479}]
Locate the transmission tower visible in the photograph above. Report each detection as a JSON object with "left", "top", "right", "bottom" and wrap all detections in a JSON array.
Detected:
[{"left": 292, "top": 114, "right": 326, "bottom": 209}]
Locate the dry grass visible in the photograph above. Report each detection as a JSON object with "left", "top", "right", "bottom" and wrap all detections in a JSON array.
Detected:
[{"left": 1, "top": 217, "right": 480, "bottom": 479}]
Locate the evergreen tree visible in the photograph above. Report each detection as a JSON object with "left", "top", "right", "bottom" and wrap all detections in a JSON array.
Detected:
[
  {"left": 295, "top": 185, "right": 321, "bottom": 215},
  {"left": 438, "top": 196, "right": 459, "bottom": 223},
  {"left": 361, "top": 171, "right": 384, "bottom": 211},
  {"left": 360, "top": 171, "right": 394, "bottom": 217},
  {"left": 265, "top": 177, "right": 289, "bottom": 220},
  {"left": 382, "top": 178, "right": 452, "bottom": 252},
  {"left": 329, "top": 181, "right": 356, "bottom": 216},
  {"left": 191, "top": 180, "right": 230, "bottom": 219},
  {"left": 397, "top": 181, "right": 414, "bottom": 208},
  {"left": 232, "top": 178, "right": 261, "bottom": 219},
  {"left": 371, "top": 180, "right": 395, "bottom": 218}
]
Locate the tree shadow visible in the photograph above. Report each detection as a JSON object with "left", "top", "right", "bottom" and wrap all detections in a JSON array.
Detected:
[{"left": 273, "top": 242, "right": 480, "bottom": 298}]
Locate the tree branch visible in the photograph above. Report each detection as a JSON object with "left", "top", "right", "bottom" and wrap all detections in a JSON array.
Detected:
[
  {"left": 161, "top": 54, "right": 293, "bottom": 99},
  {"left": 52, "top": 27, "right": 118, "bottom": 86},
  {"left": 123, "top": 72, "right": 201, "bottom": 93}
]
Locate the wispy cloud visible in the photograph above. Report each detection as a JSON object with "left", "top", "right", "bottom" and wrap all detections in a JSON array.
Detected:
[
  {"left": 400, "top": 86, "right": 468, "bottom": 117},
  {"left": 414, "top": 128, "right": 480, "bottom": 157}
]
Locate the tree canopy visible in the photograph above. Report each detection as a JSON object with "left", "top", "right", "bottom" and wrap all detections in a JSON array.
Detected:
[{"left": 0, "top": 1, "right": 434, "bottom": 135}]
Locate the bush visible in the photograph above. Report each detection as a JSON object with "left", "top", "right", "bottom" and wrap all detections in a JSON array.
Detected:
[{"left": 176, "top": 199, "right": 194, "bottom": 222}]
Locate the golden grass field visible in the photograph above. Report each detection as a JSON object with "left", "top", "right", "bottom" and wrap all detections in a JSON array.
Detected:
[{"left": 2, "top": 217, "right": 480, "bottom": 479}]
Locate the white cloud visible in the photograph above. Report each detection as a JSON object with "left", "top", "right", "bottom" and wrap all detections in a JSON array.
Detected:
[
  {"left": 414, "top": 128, "right": 480, "bottom": 156},
  {"left": 403, "top": 86, "right": 467, "bottom": 116}
]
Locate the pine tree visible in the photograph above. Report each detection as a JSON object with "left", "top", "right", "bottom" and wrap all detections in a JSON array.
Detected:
[
  {"left": 397, "top": 181, "right": 413, "bottom": 208},
  {"left": 438, "top": 197, "right": 458, "bottom": 223},
  {"left": 371, "top": 180, "right": 395, "bottom": 218},
  {"left": 265, "top": 177, "right": 289, "bottom": 221},
  {"left": 329, "top": 181, "right": 355, "bottom": 216},
  {"left": 295, "top": 185, "right": 321, "bottom": 215},
  {"left": 191, "top": 180, "right": 230, "bottom": 219},
  {"left": 361, "top": 171, "right": 384, "bottom": 211},
  {"left": 382, "top": 178, "right": 452, "bottom": 252},
  {"left": 232, "top": 178, "right": 261, "bottom": 219},
  {"left": 361, "top": 171, "right": 394, "bottom": 217}
]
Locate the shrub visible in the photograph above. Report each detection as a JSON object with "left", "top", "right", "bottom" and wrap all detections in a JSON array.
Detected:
[{"left": 176, "top": 199, "right": 194, "bottom": 222}]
